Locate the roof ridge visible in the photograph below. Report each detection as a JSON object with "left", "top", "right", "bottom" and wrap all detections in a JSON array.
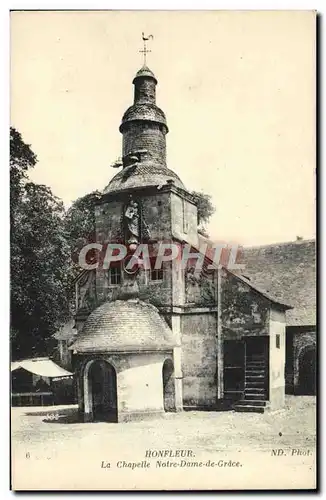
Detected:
[{"left": 244, "top": 238, "right": 315, "bottom": 250}]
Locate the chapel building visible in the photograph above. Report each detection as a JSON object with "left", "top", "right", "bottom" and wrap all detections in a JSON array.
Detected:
[{"left": 70, "top": 64, "right": 291, "bottom": 422}]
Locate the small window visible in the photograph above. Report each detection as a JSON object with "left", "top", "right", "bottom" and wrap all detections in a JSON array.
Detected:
[
  {"left": 108, "top": 266, "right": 121, "bottom": 286},
  {"left": 150, "top": 268, "right": 164, "bottom": 282},
  {"left": 276, "top": 334, "right": 280, "bottom": 349}
]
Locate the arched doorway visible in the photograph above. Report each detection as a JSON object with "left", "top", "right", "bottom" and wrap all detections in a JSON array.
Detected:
[
  {"left": 162, "top": 359, "right": 176, "bottom": 412},
  {"left": 298, "top": 346, "right": 316, "bottom": 395},
  {"left": 84, "top": 360, "right": 118, "bottom": 422}
]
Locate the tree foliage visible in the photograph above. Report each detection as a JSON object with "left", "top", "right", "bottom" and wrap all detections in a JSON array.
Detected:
[
  {"left": 10, "top": 128, "right": 70, "bottom": 359},
  {"left": 190, "top": 190, "right": 215, "bottom": 236},
  {"left": 64, "top": 191, "right": 101, "bottom": 251},
  {"left": 64, "top": 190, "right": 102, "bottom": 277}
]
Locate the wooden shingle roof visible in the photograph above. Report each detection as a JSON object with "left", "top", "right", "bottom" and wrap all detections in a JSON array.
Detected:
[
  {"left": 70, "top": 299, "right": 176, "bottom": 353},
  {"left": 104, "top": 161, "right": 184, "bottom": 193},
  {"left": 242, "top": 239, "right": 316, "bottom": 327}
]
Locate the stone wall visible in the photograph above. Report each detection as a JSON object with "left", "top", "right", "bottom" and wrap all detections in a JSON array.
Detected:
[
  {"left": 122, "top": 122, "right": 166, "bottom": 166},
  {"left": 269, "top": 308, "right": 286, "bottom": 409},
  {"left": 138, "top": 264, "right": 173, "bottom": 307},
  {"left": 134, "top": 78, "right": 156, "bottom": 104},
  {"left": 221, "top": 270, "right": 269, "bottom": 340},
  {"left": 93, "top": 187, "right": 201, "bottom": 310},
  {"left": 181, "top": 312, "right": 217, "bottom": 409},
  {"left": 141, "top": 193, "right": 172, "bottom": 241},
  {"left": 185, "top": 268, "right": 217, "bottom": 306},
  {"left": 171, "top": 192, "right": 198, "bottom": 247},
  {"left": 94, "top": 191, "right": 173, "bottom": 307},
  {"left": 95, "top": 191, "right": 172, "bottom": 245}
]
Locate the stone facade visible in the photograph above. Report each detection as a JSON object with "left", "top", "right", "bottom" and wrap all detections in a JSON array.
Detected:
[
  {"left": 122, "top": 122, "right": 167, "bottom": 166},
  {"left": 221, "top": 270, "right": 270, "bottom": 340},
  {"left": 181, "top": 312, "right": 218, "bottom": 409},
  {"left": 71, "top": 64, "right": 291, "bottom": 422}
]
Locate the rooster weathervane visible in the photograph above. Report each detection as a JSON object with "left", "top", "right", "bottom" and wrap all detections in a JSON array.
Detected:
[{"left": 139, "top": 33, "right": 154, "bottom": 65}]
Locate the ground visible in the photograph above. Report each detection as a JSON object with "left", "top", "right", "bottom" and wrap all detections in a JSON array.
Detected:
[{"left": 11, "top": 396, "right": 316, "bottom": 491}]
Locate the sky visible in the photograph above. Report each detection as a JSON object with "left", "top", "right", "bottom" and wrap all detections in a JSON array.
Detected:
[{"left": 10, "top": 10, "right": 316, "bottom": 246}]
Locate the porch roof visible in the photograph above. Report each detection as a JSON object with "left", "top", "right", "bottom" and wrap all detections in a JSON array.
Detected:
[{"left": 11, "top": 358, "right": 73, "bottom": 378}]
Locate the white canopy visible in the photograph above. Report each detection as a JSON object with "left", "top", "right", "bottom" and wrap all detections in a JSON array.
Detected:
[{"left": 11, "top": 358, "right": 73, "bottom": 378}]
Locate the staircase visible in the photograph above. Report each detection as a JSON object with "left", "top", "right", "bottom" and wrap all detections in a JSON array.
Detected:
[{"left": 234, "top": 353, "right": 269, "bottom": 413}]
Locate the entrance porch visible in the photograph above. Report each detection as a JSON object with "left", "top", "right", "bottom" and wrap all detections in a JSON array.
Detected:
[{"left": 75, "top": 352, "right": 180, "bottom": 423}]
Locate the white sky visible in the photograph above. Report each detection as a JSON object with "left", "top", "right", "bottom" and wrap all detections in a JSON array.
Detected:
[{"left": 10, "top": 10, "right": 316, "bottom": 245}]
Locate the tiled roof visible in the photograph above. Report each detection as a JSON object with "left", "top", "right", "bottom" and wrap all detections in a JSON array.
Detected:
[
  {"left": 181, "top": 234, "right": 291, "bottom": 309},
  {"left": 133, "top": 65, "right": 157, "bottom": 83},
  {"left": 241, "top": 239, "right": 316, "bottom": 327},
  {"left": 70, "top": 299, "right": 176, "bottom": 353},
  {"left": 120, "top": 103, "right": 167, "bottom": 129},
  {"left": 228, "top": 270, "right": 292, "bottom": 309},
  {"left": 103, "top": 161, "right": 185, "bottom": 193}
]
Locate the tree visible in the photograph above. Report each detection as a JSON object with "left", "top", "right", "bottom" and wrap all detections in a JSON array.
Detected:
[
  {"left": 190, "top": 190, "right": 215, "bottom": 237},
  {"left": 10, "top": 127, "right": 37, "bottom": 215},
  {"left": 62, "top": 190, "right": 102, "bottom": 313},
  {"left": 10, "top": 129, "right": 70, "bottom": 359},
  {"left": 64, "top": 190, "right": 102, "bottom": 270},
  {"left": 64, "top": 191, "right": 102, "bottom": 251}
]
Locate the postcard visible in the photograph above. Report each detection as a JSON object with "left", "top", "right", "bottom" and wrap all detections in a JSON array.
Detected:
[{"left": 10, "top": 10, "right": 316, "bottom": 491}]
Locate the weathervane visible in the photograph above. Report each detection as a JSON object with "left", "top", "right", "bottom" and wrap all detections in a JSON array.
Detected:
[{"left": 139, "top": 33, "right": 153, "bottom": 66}]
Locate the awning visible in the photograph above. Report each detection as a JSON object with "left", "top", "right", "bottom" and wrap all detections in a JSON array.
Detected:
[{"left": 11, "top": 358, "right": 73, "bottom": 378}]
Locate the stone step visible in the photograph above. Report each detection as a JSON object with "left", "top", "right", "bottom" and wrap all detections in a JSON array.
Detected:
[
  {"left": 236, "top": 400, "right": 267, "bottom": 407},
  {"left": 244, "top": 386, "right": 265, "bottom": 392},
  {"left": 233, "top": 405, "right": 266, "bottom": 414},
  {"left": 245, "top": 374, "right": 265, "bottom": 379},
  {"left": 245, "top": 380, "right": 265, "bottom": 387},
  {"left": 244, "top": 393, "right": 267, "bottom": 400}
]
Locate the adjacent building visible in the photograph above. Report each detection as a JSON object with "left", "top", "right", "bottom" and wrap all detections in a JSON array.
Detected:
[{"left": 242, "top": 239, "right": 316, "bottom": 396}]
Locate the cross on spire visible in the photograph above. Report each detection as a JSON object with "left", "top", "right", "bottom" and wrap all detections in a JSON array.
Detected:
[{"left": 139, "top": 33, "right": 153, "bottom": 65}]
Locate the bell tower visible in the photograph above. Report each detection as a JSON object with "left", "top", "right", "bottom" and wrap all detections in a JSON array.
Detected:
[
  {"left": 104, "top": 35, "right": 185, "bottom": 194},
  {"left": 119, "top": 65, "right": 168, "bottom": 167}
]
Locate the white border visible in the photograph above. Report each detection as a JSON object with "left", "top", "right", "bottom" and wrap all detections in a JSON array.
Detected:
[{"left": 2, "top": 2, "right": 323, "bottom": 498}]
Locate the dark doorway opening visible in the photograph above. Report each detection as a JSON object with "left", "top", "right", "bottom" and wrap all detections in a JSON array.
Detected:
[
  {"left": 245, "top": 336, "right": 269, "bottom": 360},
  {"left": 88, "top": 360, "right": 117, "bottom": 422},
  {"left": 162, "top": 359, "right": 176, "bottom": 412},
  {"left": 223, "top": 340, "right": 245, "bottom": 402},
  {"left": 298, "top": 347, "right": 316, "bottom": 395}
]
